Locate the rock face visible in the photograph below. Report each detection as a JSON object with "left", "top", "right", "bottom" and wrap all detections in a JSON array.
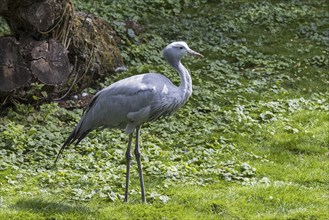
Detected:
[
  {"left": 0, "top": 0, "right": 123, "bottom": 104},
  {"left": 0, "top": 37, "right": 30, "bottom": 92}
]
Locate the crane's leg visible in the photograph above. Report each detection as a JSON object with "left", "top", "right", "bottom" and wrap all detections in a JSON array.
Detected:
[
  {"left": 124, "top": 133, "right": 133, "bottom": 203},
  {"left": 134, "top": 126, "right": 146, "bottom": 203}
]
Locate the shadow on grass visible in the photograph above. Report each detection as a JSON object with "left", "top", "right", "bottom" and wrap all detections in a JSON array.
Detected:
[{"left": 11, "top": 197, "right": 93, "bottom": 214}]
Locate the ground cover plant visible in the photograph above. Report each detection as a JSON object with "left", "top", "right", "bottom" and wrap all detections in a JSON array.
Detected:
[{"left": 0, "top": 0, "right": 328, "bottom": 219}]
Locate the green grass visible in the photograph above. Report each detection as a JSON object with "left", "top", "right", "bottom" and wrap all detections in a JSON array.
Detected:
[
  {"left": 1, "top": 0, "right": 329, "bottom": 219},
  {"left": 1, "top": 181, "right": 328, "bottom": 219}
]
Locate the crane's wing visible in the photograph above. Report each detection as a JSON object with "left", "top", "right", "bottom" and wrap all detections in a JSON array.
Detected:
[{"left": 55, "top": 73, "right": 177, "bottom": 164}]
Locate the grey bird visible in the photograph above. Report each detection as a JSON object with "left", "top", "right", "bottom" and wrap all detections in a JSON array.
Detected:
[{"left": 54, "top": 41, "right": 203, "bottom": 203}]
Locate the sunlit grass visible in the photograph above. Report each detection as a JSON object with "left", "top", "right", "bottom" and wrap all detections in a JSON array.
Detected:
[{"left": 2, "top": 179, "right": 328, "bottom": 219}]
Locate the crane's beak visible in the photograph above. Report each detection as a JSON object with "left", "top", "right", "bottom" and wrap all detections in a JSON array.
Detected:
[{"left": 188, "top": 49, "right": 204, "bottom": 58}]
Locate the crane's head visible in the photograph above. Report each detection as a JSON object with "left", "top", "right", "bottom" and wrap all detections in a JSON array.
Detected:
[{"left": 163, "top": 41, "right": 203, "bottom": 65}]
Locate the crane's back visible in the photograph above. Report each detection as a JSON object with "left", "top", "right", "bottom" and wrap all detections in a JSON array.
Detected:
[{"left": 76, "top": 73, "right": 183, "bottom": 135}]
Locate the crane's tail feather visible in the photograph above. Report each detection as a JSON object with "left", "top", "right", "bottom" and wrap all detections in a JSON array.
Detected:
[
  {"left": 54, "top": 128, "right": 91, "bottom": 165},
  {"left": 54, "top": 143, "right": 67, "bottom": 165},
  {"left": 74, "top": 130, "right": 90, "bottom": 146},
  {"left": 54, "top": 129, "right": 78, "bottom": 165}
]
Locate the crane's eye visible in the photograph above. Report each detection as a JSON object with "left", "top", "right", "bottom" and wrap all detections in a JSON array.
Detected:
[{"left": 179, "top": 46, "right": 184, "bottom": 49}]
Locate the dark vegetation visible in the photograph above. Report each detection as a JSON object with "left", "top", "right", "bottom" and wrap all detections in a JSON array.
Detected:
[{"left": 0, "top": 0, "right": 122, "bottom": 105}]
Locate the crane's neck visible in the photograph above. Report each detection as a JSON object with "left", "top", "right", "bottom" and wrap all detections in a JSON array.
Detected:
[{"left": 176, "top": 61, "right": 192, "bottom": 101}]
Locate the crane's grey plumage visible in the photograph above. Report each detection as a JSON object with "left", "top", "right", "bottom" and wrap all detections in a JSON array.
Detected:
[{"left": 55, "top": 41, "right": 203, "bottom": 203}]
